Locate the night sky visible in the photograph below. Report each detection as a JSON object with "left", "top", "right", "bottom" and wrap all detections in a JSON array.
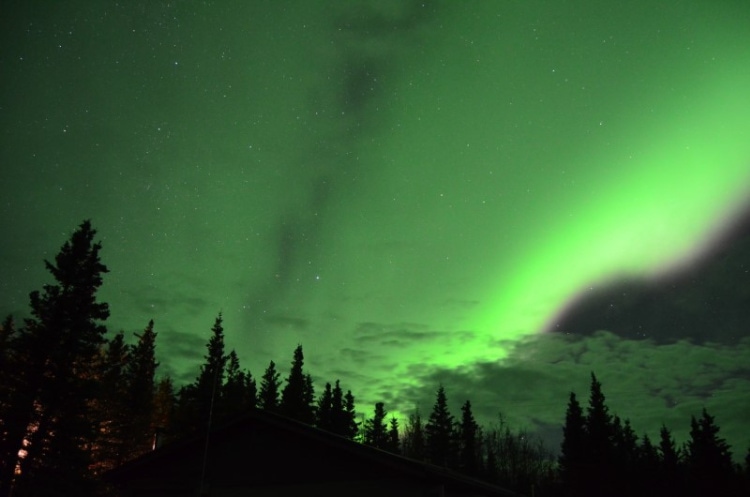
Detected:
[{"left": 2, "top": 1, "right": 749, "bottom": 456}]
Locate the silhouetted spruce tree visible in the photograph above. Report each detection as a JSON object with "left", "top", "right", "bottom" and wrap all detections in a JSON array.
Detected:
[
  {"left": 402, "top": 408, "right": 426, "bottom": 461},
  {"left": 636, "top": 433, "right": 660, "bottom": 497},
  {"left": 685, "top": 408, "right": 734, "bottom": 496},
  {"left": 0, "top": 319, "right": 32, "bottom": 497},
  {"left": 279, "top": 345, "right": 315, "bottom": 424},
  {"left": 343, "top": 389, "right": 359, "bottom": 439},
  {"left": 388, "top": 417, "right": 401, "bottom": 454},
  {"left": 221, "top": 349, "right": 256, "bottom": 418},
  {"left": 612, "top": 416, "right": 639, "bottom": 465},
  {"left": 244, "top": 370, "right": 258, "bottom": 409},
  {"left": 3, "top": 220, "right": 109, "bottom": 497},
  {"left": 657, "top": 424, "right": 682, "bottom": 495},
  {"left": 316, "top": 382, "right": 334, "bottom": 431},
  {"left": 458, "top": 400, "right": 480, "bottom": 476},
  {"left": 194, "top": 314, "right": 228, "bottom": 427},
  {"left": 585, "top": 373, "right": 615, "bottom": 496},
  {"left": 559, "top": 391, "right": 587, "bottom": 497},
  {"left": 0, "top": 315, "right": 20, "bottom": 483},
  {"left": 658, "top": 424, "right": 680, "bottom": 471},
  {"left": 125, "top": 319, "right": 158, "bottom": 459},
  {"left": 172, "top": 315, "right": 227, "bottom": 438},
  {"left": 363, "top": 402, "right": 389, "bottom": 449},
  {"left": 425, "top": 385, "right": 456, "bottom": 467},
  {"left": 171, "top": 385, "right": 196, "bottom": 440},
  {"left": 0, "top": 315, "right": 13, "bottom": 351},
  {"left": 152, "top": 376, "right": 176, "bottom": 447},
  {"left": 611, "top": 416, "right": 639, "bottom": 497},
  {"left": 258, "top": 360, "right": 281, "bottom": 411},
  {"left": 0, "top": 316, "right": 16, "bottom": 407},
  {"left": 329, "top": 380, "right": 344, "bottom": 431},
  {"left": 92, "top": 331, "right": 130, "bottom": 473},
  {"left": 327, "top": 380, "right": 358, "bottom": 438},
  {"left": 303, "top": 373, "right": 315, "bottom": 421}
]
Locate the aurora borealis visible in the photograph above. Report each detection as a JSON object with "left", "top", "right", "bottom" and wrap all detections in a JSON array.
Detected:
[{"left": 2, "top": 0, "right": 749, "bottom": 455}]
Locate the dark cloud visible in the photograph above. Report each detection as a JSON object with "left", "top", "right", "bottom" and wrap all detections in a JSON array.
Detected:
[
  {"left": 324, "top": 368, "right": 379, "bottom": 387},
  {"left": 333, "top": 0, "right": 435, "bottom": 35},
  {"left": 153, "top": 326, "right": 208, "bottom": 384},
  {"left": 340, "top": 55, "right": 385, "bottom": 116},
  {"left": 393, "top": 332, "right": 750, "bottom": 460},
  {"left": 262, "top": 314, "right": 310, "bottom": 332},
  {"left": 338, "top": 347, "right": 382, "bottom": 364},
  {"left": 136, "top": 295, "right": 209, "bottom": 320},
  {"left": 354, "top": 321, "right": 462, "bottom": 348},
  {"left": 332, "top": 0, "right": 436, "bottom": 130},
  {"left": 548, "top": 208, "right": 750, "bottom": 344}
]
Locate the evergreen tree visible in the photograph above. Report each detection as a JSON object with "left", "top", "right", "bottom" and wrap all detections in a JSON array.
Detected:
[
  {"left": 0, "top": 315, "right": 13, "bottom": 351},
  {"left": 343, "top": 389, "right": 359, "bottom": 439},
  {"left": 611, "top": 416, "right": 639, "bottom": 497},
  {"left": 329, "top": 380, "right": 344, "bottom": 431},
  {"left": 279, "top": 345, "right": 315, "bottom": 424},
  {"left": 636, "top": 433, "right": 660, "bottom": 497},
  {"left": 152, "top": 376, "right": 175, "bottom": 447},
  {"left": 458, "top": 400, "right": 480, "bottom": 476},
  {"left": 172, "top": 315, "right": 227, "bottom": 438},
  {"left": 92, "top": 331, "right": 130, "bottom": 473},
  {"left": 640, "top": 432, "right": 659, "bottom": 464},
  {"left": 658, "top": 424, "right": 680, "bottom": 471},
  {"left": 194, "top": 314, "right": 228, "bottom": 429},
  {"left": 585, "top": 373, "right": 614, "bottom": 496},
  {"left": 586, "top": 373, "right": 613, "bottom": 459},
  {"left": 0, "top": 315, "right": 20, "bottom": 481},
  {"left": 258, "top": 360, "right": 281, "bottom": 411},
  {"left": 0, "top": 317, "right": 29, "bottom": 496},
  {"left": 316, "top": 382, "right": 334, "bottom": 431},
  {"left": 686, "top": 408, "right": 733, "bottom": 471},
  {"left": 221, "top": 349, "right": 255, "bottom": 418},
  {"left": 559, "top": 391, "right": 586, "bottom": 496},
  {"left": 1, "top": 220, "right": 109, "bottom": 497},
  {"left": 170, "top": 385, "right": 196, "bottom": 441},
  {"left": 387, "top": 416, "right": 401, "bottom": 454},
  {"left": 425, "top": 385, "right": 455, "bottom": 467},
  {"left": 656, "top": 424, "right": 683, "bottom": 496},
  {"left": 685, "top": 408, "right": 734, "bottom": 496},
  {"left": 125, "top": 319, "right": 158, "bottom": 458},
  {"left": 303, "top": 374, "right": 316, "bottom": 421},
  {"left": 222, "top": 349, "right": 242, "bottom": 410},
  {"left": 612, "top": 416, "right": 639, "bottom": 465},
  {"left": 402, "top": 408, "right": 426, "bottom": 461},
  {"left": 244, "top": 371, "right": 258, "bottom": 409},
  {"left": 363, "top": 402, "right": 389, "bottom": 449},
  {"left": 327, "top": 380, "right": 357, "bottom": 438},
  {"left": 0, "top": 316, "right": 16, "bottom": 397}
]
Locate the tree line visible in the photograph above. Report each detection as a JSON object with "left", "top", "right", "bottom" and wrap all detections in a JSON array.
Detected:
[
  {"left": 1, "top": 221, "right": 749, "bottom": 496},
  {"left": 558, "top": 373, "right": 749, "bottom": 497}
]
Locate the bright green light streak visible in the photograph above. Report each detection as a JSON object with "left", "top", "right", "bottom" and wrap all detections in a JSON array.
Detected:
[{"left": 478, "top": 62, "right": 750, "bottom": 342}]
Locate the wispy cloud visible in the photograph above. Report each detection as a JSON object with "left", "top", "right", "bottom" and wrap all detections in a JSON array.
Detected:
[{"left": 387, "top": 332, "right": 750, "bottom": 459}]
